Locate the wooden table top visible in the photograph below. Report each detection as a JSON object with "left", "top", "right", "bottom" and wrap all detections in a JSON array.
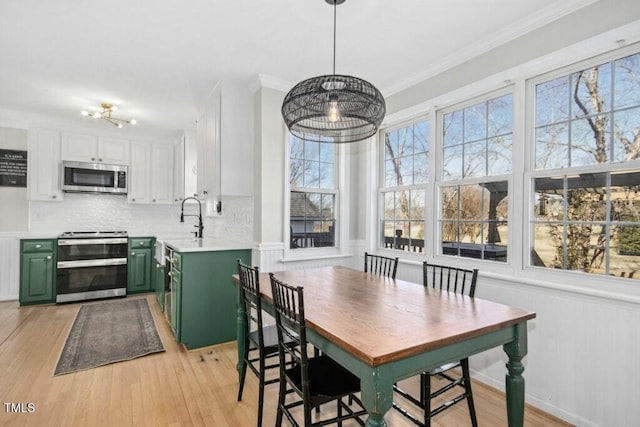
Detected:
[{"left": 234, "top": 265, "right": 536, "bottom": 367}]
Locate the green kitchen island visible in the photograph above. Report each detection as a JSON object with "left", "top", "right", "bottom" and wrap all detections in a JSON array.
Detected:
[{"left": 163, "top": 239, "right": 251, "bottom": 350}]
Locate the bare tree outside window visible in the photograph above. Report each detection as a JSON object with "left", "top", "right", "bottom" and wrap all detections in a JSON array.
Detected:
[
  {"left": 533, "top": 52, "right": 640, "bottom": 279},
  {"left": 381, "top": 121, "right": 428, "bottom": 252},
  {"left": 439, "top": 93, "right": 512, "bottom": 262}
]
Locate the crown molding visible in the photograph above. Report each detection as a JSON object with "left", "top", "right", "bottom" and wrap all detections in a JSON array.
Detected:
[
  {"left": 248, "top": 74, "right": 293, "bottom": 94},
  {"left": 383, "top": 0, "right": 599, "bottom": 96}
]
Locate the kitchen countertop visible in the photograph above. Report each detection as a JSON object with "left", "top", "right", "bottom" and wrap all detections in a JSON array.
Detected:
[{"left": 162, "top": 238, "right": 251, "bottom": 253}]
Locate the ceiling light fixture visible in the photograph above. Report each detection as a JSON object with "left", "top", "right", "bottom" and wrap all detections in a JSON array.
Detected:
[
  {"left": 81, "top": 103, "right": 137, "bottom": 128},
  {"left": 281, "top": 0, "right": 385, "bottom": 143}
]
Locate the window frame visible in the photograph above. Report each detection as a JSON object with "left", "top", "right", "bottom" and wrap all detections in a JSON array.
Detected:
[
  {"left": 435, "top": 88, "right": 515, "bottom": 263},
  {"left": 283, "top": 131, "right": 348, "bottom": 261},
  {"left": 377, "top": 115, "right": 431, "bottom": 259},
  {"left": 525, "top": 45, "right": 640, "bottom": 279}
]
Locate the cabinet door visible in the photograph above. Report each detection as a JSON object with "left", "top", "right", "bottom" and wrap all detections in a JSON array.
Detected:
[
  {"left": 98, "top": 137, "right": 130, "bottom": 165},
  {"left": 28, "top": 129, "right": 63, "bottom": 201},
  {"left": 170, "top": 269, "right": 181, "bottom": 339},
  {"left": 173, "top": 136, "right": 185, "bottom": 203},
  {"left": 20, "top": 252, "right": 55, "bottom": 305},
  {"left": 154, "top": 263, "right": 165, "bottom": 311},
  {"left": 196, "top": 102, "right": 217, "bottom": 199},
  {"left": 61, "top": 133, "right": 98, "bottom": 161},
  {"left": 128, "top": 248, "right": 152, "bottom": 293},
  {"left": 194, "top": 80, "right": 253, "bottom": 201},
  {"left": 150, "top": 143, "right": 174, "bottom": 204},
  {"left": 128, "top": 142, "right": 151, "bottom": 203}
]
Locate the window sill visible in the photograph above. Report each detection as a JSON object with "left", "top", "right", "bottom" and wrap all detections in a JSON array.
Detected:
[
  {"left": 484, "top": 268, "right": 640, "bottom": 306},
  {"left": 280, "top": 251, "right": 353, "bottom": 263}
]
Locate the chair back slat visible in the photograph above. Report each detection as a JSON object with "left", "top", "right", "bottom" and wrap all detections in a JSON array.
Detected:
[
  {"left": 237, "top": 260, "right": 264, "bottom": 339},
  {"left": 423, "top": 262, "right": 478, "bottom": 297},
  {"left": 364, "top": 252, "right": 399, "bottom": 279},
  {"left": 269, "top": 273, "right": 308, "bottom": 389}
]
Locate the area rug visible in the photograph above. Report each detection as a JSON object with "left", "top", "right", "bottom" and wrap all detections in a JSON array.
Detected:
[{"left": 54, "top": 298, "right": 165, "bottom": 376}]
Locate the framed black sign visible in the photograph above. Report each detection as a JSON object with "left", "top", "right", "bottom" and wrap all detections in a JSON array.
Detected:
[{"left": 0, "top": 149, "right": 28, "bottom": 187}]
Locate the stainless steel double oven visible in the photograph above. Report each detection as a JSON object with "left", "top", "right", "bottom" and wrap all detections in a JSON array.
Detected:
[{"left": 56, "top": 231, "right": 128, "bottom": 303}]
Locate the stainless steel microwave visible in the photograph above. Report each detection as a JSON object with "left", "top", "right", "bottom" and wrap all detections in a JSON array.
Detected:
[{"left": 61, "top": 161, "right": 128, "bottom": 194}]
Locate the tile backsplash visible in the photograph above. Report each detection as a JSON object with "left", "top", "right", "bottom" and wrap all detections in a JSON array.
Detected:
[{"left": 29, "top": 193, "right": 253, "bottom": 246}]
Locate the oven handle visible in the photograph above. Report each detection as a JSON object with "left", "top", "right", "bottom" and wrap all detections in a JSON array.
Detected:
[
  {"left": 57, "top": 258, "right": 127, "bottom": 269},
  {"left": 58, "top": 238, "right": 128, "bottom": 246}
]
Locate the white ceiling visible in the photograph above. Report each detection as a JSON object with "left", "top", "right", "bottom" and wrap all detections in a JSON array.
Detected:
[{"left": 0, "top": 0, "right": 593, "bottom": 139}]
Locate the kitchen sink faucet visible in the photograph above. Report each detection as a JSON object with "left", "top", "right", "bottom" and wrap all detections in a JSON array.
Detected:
[{"left": 180, "top": 197, "right": 204, "bottom": 238}]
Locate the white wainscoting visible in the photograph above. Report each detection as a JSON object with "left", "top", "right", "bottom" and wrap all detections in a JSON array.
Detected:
[
  {"left": 394, "top": 261, "right": 640, "bottom": 427},
  {"left": 252, "top": 242, "right": 354, "bottom": 273},
  {"left": 0, "top": 237, "right": 20, "bottom": 301}
]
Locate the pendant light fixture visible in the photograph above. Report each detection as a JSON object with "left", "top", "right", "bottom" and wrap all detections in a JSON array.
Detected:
[{"left": 281, "top": 0, "right": 385, "bottom": 143}]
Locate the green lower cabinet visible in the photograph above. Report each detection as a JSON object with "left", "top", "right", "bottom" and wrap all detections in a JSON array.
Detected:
[
  {"left": 170, "top": 248, "right": 250, "bottom": 349},
  {"left": 127, "top": 237, "right": 155, "bottom": 294},
  {"left": 170, "top": 268, "right": 181, "bottom": 339},
  {"left": 19, "top": 239, "right": 56, "bottom": 306},
  {"left": 154, "top": 262, "right": 165, "bottom": 312}
]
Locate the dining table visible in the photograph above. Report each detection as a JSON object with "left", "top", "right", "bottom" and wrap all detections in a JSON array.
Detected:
[{"left": 232, "top": 265, "right": 536, "bottom": 427}]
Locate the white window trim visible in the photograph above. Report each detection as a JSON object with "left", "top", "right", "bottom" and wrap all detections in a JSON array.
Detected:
[
  {"left": 522, "top": 43, "right": 640, "bottom": 289},
  {"left": 376, "top": 114, "right": 434, "bottom": 262},
  {"left": 282, "top": 134, "right": 349, "bottom": 262},
  {"left": 433, "top": 87, "right": 515, "bottom": 266}
]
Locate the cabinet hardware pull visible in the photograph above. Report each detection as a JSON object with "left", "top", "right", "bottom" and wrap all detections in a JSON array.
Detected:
[
  {"left": 47, "top": 255, "right": 52, "bottom": 260},
  {"left": 139, "top": 242, "right": 144, "bottom": 245},
  {"left": 91, "top": 157, "right": 95, "bottom": 161},
  {"left": 131, "top": 252, "right": 136, "bottom": 256},
  {"left": 35, "top": 244, "right": 41, "bottom": 249}
]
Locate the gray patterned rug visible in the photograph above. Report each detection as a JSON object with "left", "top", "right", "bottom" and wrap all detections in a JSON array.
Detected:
[{"left": 54, "top": 298, "right": 165, "bottom": 376}]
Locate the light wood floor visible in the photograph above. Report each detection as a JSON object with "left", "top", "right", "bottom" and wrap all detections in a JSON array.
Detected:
[{"left": 0, "top": 295, "right": 571, "bottom": 426}]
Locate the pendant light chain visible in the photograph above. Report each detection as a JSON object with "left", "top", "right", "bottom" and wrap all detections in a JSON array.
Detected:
[{"left": 332, "top": 1, "right": 337, "bottom": 76}]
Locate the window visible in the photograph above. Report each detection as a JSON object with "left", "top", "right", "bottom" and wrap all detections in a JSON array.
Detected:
[
  {"left": 531, "top": 51, "right": 640, "bottom": 278},
  {"left": 439, "top": 93, "right": 513, "bottom": 262},
  {"left": 289, "top": 135, "right": 336, "bottom": 249},
  {"left": 380, "top": 120, "right": 429, "bottom": 253}
]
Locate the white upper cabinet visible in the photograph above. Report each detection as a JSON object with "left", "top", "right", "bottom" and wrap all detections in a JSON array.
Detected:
[
  {"left": 128, "top": 141, "right": 150, "bottom": 203},
  {"left": 172, "top": 130, "right": 198, "bottom": 203},
  {"left": 61, "top": 133, "right": 130, "bottom": 165},
  {"left": 99, "top": 137, "right": 130, "bottom": 164},
  {"left": 195, "top": 79, "right": 253, "bottom": 201},
  {"left": 128, "top": 141, "right": 174, "bottom": 204},
  {"left": 150, "top": 143, "right": 174, "bottom": 204},
  {"left": 28, "top": 128, "right": 63, "bottom": 201}
]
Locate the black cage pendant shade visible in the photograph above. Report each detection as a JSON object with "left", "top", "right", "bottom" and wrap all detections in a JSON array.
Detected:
[{"left": 281, "top": 0, "right": 386, "bottom": 144}]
